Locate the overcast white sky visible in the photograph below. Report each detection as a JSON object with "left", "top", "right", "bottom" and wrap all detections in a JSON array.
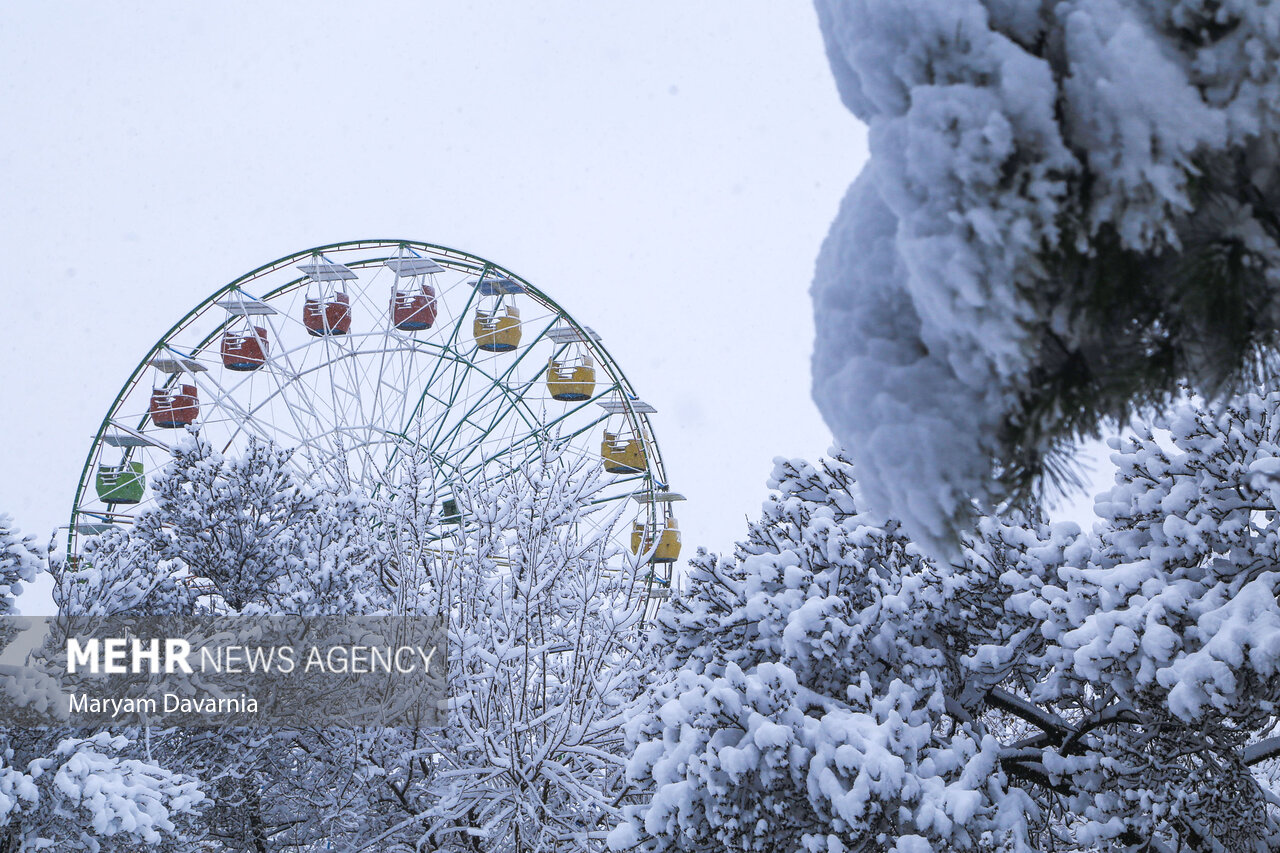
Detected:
[
  {"left": 0, "top": 3, "right": 870, "bottom": 599},
  {"left": 0, "top": 4, "right": 1114, "bottom": 610}
]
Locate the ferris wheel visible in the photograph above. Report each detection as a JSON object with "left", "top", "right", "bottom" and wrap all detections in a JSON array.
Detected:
[{"left": 68, "top": 240, "right": 683, "bottom": 599}]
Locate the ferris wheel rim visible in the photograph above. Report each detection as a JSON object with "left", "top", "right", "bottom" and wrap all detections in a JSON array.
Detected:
[{"left": 68, "top": 240, "right": 674, "bottom": 576}]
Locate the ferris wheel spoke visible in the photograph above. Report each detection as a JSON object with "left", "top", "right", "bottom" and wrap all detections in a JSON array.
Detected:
[
  {"left": 343, "top": 270, "right": 407, "bottom": 473},
  {"left": 436, "top": 364, "right": 616, "bottom": 477},
  {"left": 158, "top": 356, "right": 306, "bottom": 453},
  {"left": 447, "top": 405, "right": 611, "bottom": 487},
  {"left": 264, "top": 358, "right": 343, "bottom": 472},
  {"left": 327, "top": 341, "right": 374, "bottom": 486},
  {"left": 424, "top": 316, "right": 566, "bottom": 455},
  {"left": 233, "top": 344, "right": 394, "bottom": 441},
  {"left": 409, "top": 272, "right": 485, "bottom": 415},
  {"left": 264, "top": 277, "right": 365, "bottom": 459},
  {"left": 246, "top": 311, "right": 343, "bottom": 464},
  {"left": 215, "top": 338, "right": 318, "bottom": 457},
  {"left": 345, "top": 326, "right": 442, "bottom": 440},
  {"left": 391, "top": 292, "right": 483, "bottom": 453},
  {"left": 421, "top": 315, "right": 567, "bottom": 459},
  {"left": 377, "top": 343, "right": 421, "bottom": 457},
  {"left": 452, "top": 436, "right": 567, "bottom": 493},
  {"left": 206, "top": 382, "right": 307, "bottom": 450},
  {"left": 424, "top": 366, "right": 532, "bottom": 460},
  {"left": 585, "top": 472, "right": 652, "bottom": 502},
  {"left": 379, "top": 363, "right": 466, "bottom": 478},
  {"left": 417, "top": 343, "right": 538, "bottom": 457}
]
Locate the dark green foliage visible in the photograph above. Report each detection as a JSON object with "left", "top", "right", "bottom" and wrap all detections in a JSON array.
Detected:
[{"left": 1000, "top": 146, "right": 1280, "bottom": 508}]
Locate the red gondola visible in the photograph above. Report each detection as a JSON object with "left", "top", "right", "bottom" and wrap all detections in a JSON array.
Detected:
[
  {"left": 221, "top": 325, "right": 270, "bottom": 371},
  {"left": 391, "top": 284, "right": 437, "bottom": 331},
  {"left": 304, "top": 292, "right": 352, "bottom": 336},
  {"left": 150, "top": 384, "right": 199, "bottom": 428}
]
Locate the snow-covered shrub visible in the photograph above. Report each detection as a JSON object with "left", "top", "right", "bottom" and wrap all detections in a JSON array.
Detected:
[
  {"left": 0, "top": 517, "right": 204, "bottom": 851},
  {"left": 0, "top": 732, "right": 204, "bottom": 853}
]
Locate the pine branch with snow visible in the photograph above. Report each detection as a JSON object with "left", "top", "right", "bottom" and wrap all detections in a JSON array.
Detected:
[
  {"left": 615, "top": 422, "right": 1280, "bottom": 850},
  {"left": 812, "top": 0, "right": 1280, "bottom": 555}
]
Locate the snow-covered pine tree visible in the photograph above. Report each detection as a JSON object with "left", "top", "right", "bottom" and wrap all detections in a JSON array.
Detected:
[
  {"left": 811, "top": 0, "right": 1280, "bottom": 555},
  {"left": 612, "top": 421, "right": 1280, "bottom": 851},
  {"left": 1026, "top": 391, "right": 1280, "bottom": 849},
  {"left": 610, "top": 453, "right": 1054, "bottom": 851},
  {"left": 0, "top": 517, "right": 39, "bottom": 627}
]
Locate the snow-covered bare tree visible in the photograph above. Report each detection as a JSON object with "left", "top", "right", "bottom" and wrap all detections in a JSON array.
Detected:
[
  {"left": 127, "top": 434, "right": 385, "bottom": 614},
  {"left": 811, "top": 0, "right": 1280, "bottom": 554},
  {"left": 45, "top": 433, "right": 646, "bottom": 852},
  {"left": 46, "top": 433, "right": 400, "bottom": 851},
  {"left": 357, "top": 446, "right": 650, "bottom": 853},
  {"left": 613, "top": 408, "right": 1280, "bottom": 851}
]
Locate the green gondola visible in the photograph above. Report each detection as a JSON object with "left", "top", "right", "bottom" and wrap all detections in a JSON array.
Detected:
[
  {"left": 441, "top": 498, "right": 462, "bottom": 525},
  {"left": 95, "top": 461, "right": 145, "bottom": 504}
]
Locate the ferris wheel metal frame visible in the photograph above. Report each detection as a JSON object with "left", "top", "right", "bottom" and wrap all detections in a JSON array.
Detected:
[{"left": 68, "top": 239, "right": 682, "bottom": 600}]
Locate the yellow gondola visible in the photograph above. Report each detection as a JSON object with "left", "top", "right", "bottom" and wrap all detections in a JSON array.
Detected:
[
  {"left": 631, "top": 518, "right": 681, "bottom": 564},
  {"left": 474, "top": 305, "right": 521, "bottom": 352},
  {"left": 602, "top": 430, "right": 646, "bottom": 473},
  {"left": 547, "top": 354, "right": 595, "bottom": 401}
]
